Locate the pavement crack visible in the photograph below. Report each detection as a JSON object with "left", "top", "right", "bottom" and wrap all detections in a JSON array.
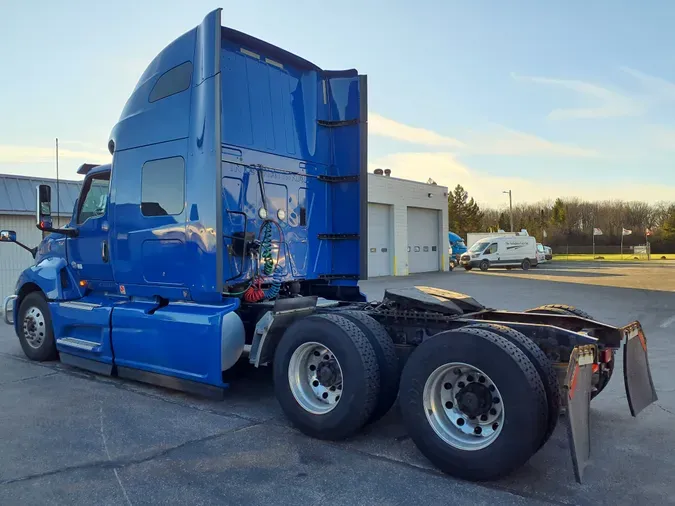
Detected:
[
  {"left": 0, "top": 421, "right": 263, "bottom": 487},
  {"left": 655, "top": 403, "right": 675, "bottom": 417},
  {"left": 0, "top": 371, "right": 58, "bottom": 386},
  {"left": 317, "top": 439, "right": 572, "bottom": 505}
]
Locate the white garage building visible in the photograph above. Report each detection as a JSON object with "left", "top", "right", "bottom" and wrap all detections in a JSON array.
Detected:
[
  {"left": 367, "top": 171, "right": 450, "bottom": 278},
  {"left": 0, "top": 174, "right": 81, "bottom": 301},
  {"left": 0, "top": 170, "right": 449, "bottom": 299}
]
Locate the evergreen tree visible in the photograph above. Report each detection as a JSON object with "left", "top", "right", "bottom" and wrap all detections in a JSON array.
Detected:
[{"left": 448, "top": 185, "right": 484, "bottom": 238}]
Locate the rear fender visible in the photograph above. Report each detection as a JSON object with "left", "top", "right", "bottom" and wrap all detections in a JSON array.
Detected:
[{"left": 249, "top": 297, "right": 320, "bottom": 366}]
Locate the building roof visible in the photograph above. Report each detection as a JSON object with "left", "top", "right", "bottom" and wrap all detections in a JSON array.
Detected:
[{"left": 0, "top": 174, "right": 83, "bottom": 217}]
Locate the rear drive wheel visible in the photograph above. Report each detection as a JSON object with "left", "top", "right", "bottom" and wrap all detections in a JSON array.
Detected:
[
  {"left": 399, "top": 328, "right": 548, "bottom": 481},
  {"left": 17, "top": 292, "right": 57, "bottom": 361},
  {"left": 461, "top": 324, "right": 560, "bottom": 449},
  {"left": 521, "top": 259, "right": 531, "bottom": 270},
  {"left": 273, "top": 313, "right": 380, "bottom": 440},
  {"left": 479, "top": 260, "right": 489, "bottom": 271},
  {"left": 337, "top": 310, "right": 400, "bottom": 424},
  {"left": 524, "top": 304, "right": 613, "bottom": 399},
  {"left": 463, "top": 266, "right": 472, "bottom": 271}
]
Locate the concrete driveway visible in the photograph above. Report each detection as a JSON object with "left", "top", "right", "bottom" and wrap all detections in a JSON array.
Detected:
[{"left": 1, "top": 263, "right": 674, "bottom": 505}]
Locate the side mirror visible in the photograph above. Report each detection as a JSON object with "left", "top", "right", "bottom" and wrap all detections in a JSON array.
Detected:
[
  {"left": 0, "top": 230, "right": 16, "bottom": 242},
  {"left": 36, "top": 184, "right": 53, "bottom": 230}
]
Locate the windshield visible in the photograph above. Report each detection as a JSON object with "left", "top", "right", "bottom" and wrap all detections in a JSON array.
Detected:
[{"left": 469, "top": 240, "right": 490, "bottom": 253}]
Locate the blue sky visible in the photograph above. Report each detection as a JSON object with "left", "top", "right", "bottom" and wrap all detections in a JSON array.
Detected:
[{"left": 2, "top": 1, "right": 674, "bottom": 205}]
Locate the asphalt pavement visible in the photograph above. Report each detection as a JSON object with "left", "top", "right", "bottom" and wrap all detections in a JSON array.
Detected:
[{"left": 1, "top": 262, "right": 675, "bottom": 505}]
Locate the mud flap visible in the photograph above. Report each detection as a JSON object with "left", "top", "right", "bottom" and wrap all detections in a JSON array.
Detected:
[
  {"left": 564, "top": 345, "right": 594, "bottom": 484},
  {"left": 622, "top": 322, "right": 658, "bottom": 416}
]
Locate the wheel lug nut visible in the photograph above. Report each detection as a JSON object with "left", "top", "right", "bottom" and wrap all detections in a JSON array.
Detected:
[
  {"left": 490, "top": 408, "right": 497, "bottom": 415},
  {"left": 445, "top": 401, "right": 453, "bottom": 409},
  {"left": 443, "top": 382, "right": 452, "bottom": 390},
  {"left": 480, "top": 414, "right": 488, "bottom": 421},
  {"left": 313, "top": 351, "right": 320, "bottom": 357},
  {"left": 478, "top": 376, "right": 486, "bottom": 383},
  {"left": 493, "top": 397, "right": 500, "bottom": 404},
  {"left": 458, "top": 382, "right": 465, "bottom": 389},
  {"left": 467, "top": 375, "right": 475, "bottom": 382},
  {"left": 489, "top": 385, "right": 495, "bottom": 392},
  {"left": 457, "top": 418, "right": 465, "bottom": 426},
  {"left": 309, "top": 365, "right": 316, "bottom": 371},
  {"left": 474, "top": 427, "right": 482, "bottom": 435},
  {"left": 322, "top": 392, "right": 328, "bottom": 399},
  {"left": 312, "top": 380, "right": 319, "bottom": 387}
]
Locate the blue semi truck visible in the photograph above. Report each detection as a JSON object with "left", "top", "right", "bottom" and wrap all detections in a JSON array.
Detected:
[{"left": 0, "top": 9, "right": 657, "bottom": 484}]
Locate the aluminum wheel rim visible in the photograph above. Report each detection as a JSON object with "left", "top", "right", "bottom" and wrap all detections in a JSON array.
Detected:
[
  {"left": 288, "top": 342, "right": 343, "bottom": 415},
  {"left": 22, "top": 306, "right": 46, "bottom": 349},
  {"left": 423, "top": 362, "right": 504, "bottom": 451}
]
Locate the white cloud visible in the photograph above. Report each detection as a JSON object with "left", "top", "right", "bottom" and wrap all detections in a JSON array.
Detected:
[
  {"left": 511, "top": 72, "right": 643, "bottom": 120},
  {"left": 0, "top": 144, "right": 111, "bottom": 165},
  {"left": 369, "top": 113, "right": 465, "bottom": 148},
  {"left": 619, "top": 67, "right": 675, "bottom": 101},
  {"left": 369, "top": 113, "right": 599, "bottom": 158},
  {"left": 369, "top": 151, "right": 675, "bottom": 205},
  {"left": 463, "top": 126, "right": 599, "bottom": 157}
]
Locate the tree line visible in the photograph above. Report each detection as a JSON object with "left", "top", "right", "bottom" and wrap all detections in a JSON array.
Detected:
[{"left": 447, "top": 184, "right": 675, "bottom": 253}]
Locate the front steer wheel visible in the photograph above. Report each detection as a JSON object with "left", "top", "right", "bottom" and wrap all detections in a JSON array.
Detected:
[
  {"left": 273, "top": 313, "right": 380, "bottom": 441},
  {"left": 17, "top": 292, "right": 58, "bottom": 362},
  {"left": 398, "top": 328, "right": 548, "bottom": 482}
]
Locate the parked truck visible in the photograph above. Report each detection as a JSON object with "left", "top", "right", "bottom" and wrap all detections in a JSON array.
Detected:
[{"left": 0, "top": 9, "right": 657, "bottom": 484}]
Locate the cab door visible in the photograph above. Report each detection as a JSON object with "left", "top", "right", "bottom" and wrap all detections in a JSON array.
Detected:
[
  {"left": 67, "top": 169, "right": 114, "bottom": 284},
  {"left": 484, "top": 242, "right": 499, "bottom": 264}
]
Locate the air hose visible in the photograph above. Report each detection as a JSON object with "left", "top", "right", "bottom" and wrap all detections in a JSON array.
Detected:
[{"left": 242, "top": 220, "right": 284, "bottom": 302}]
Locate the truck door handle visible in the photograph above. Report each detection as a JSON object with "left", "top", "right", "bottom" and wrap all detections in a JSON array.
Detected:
[{"left": 102, "top": 240, "right": 109, "bottom": 263}]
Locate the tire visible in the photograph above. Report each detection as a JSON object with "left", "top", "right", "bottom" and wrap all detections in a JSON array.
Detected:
[
  {"left": 337, "top": 310, "right": 400, "bottom": 424},
  {"left": 16, "top": 292, "right": 58, "bottom": 361},
  {"left": 521, "top": 259, "right": 531, "bottom": 270},
  {"left": 463, "top": 266, "right": 472, "bottom": 271},
  {"left": 460, "top": 324, "right": 560, "bottom": 449},
  {"left": 524, "top": 304, "right": 593, "bottom": 320},
  {"left": 479, "top": 260, "right": 489, "bottom": 271},
  {"left": 273, "top": 313, "right": 380, "bottom": 440},
  {"left": 524, "top": 304, "right": 613, "bottom": 399},
  {"left": 398, "top": 328, "right": 548, "bottom": 482}
]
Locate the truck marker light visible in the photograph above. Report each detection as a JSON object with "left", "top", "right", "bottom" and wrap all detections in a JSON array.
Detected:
[
  {"left": 240, "top": 48, "right": 260, "bottom": 60},
  {"left": 79, "top": 280, "right": 87, "bottom": 288}
]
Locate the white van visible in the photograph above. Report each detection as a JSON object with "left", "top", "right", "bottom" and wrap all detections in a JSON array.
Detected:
[
  {"left": 536, "top": 243, "right": 547, "bottom": 265},
  {"left": 460, "top": 235, "right": 538, "bottom": 271}
]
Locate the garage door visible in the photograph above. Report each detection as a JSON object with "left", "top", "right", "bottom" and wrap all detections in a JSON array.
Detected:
[
  {"left": 407, "top": 207, "right": 440, "bottom": 274},
  {"left": 367, "top": 203, "right": 392, "bottom": 277}
]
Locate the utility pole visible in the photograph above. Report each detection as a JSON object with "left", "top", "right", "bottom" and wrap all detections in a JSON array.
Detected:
[
  {"left": 503, "top": 190, "right": 513, "bottom": 232},
  {"left": 55, "top": 138, "right": 60, "bottom": 227}
]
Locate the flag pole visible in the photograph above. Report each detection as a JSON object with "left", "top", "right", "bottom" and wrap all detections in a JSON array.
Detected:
[
  {"left": 592, "top": 229, "right": 595, "bottom": 259},
  {"left": 621, "top": 228, "right": 624, "bottom": 260}
]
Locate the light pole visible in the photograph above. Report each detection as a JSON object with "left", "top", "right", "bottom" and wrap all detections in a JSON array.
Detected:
[{"left": 503, "top": 190, "right": 513, "bottom": 232}]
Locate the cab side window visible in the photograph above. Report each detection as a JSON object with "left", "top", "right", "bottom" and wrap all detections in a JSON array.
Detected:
[
  {"left": 149, "top": 62, "right": 193, "bottom": 103},
  {"left": 77, "top": 172, "right": 110, "bottom": 225},
  {"left": 487, "top": 243, "right": 498, "bottom": 254},
  {"left": 141, "top": 157, "right": 185, "bottom": 217}
]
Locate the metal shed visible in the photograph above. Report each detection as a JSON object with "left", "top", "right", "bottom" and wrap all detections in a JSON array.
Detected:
[{"left": 0, "top": 174, "right": 82, "bottom": 299}]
